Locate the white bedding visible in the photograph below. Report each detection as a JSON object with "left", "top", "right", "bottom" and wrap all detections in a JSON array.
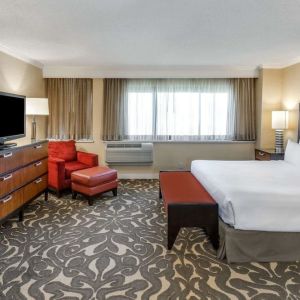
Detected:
[{"left": 191, "top": 160, "right": 300, "bottom": 232}]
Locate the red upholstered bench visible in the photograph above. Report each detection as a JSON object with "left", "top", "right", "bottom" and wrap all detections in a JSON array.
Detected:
[
  {"left": 71, "top": 166, "right": 118, "bottom": 206},
  {"left": 159, "top": 171, "right": 219, "bottom": 250}
]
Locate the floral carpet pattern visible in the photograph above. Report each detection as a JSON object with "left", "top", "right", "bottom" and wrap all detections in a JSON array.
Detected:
[{"left": 0, "top": 180, "right": 300, "bottom": 300}]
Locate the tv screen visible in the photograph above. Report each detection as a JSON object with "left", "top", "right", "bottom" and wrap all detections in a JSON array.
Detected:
[{"left": 0, "top": 92, "right": 25, "bottom": 141}]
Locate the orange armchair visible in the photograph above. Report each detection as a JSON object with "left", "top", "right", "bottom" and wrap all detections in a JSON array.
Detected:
[{"left": 48, "top": 140, "right": 98, "bottom": 197}]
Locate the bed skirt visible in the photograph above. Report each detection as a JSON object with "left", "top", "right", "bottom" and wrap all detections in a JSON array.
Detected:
[{"left": 217, "top": 219, "right": 300, "bottom": 263}]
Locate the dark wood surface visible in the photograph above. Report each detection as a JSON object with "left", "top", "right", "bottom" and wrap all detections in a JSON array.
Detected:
[
  {"left": 0, "top": 189, "right": 23, "bottom": 219},
  {"left": 0, "top": 158, "right": 48, "bottom": 198},
  {"left": 0, "top": 149, "right": 23, "bottom": 175},
  {"left": 23, "top": 174, "right": 48, "bottom": 204},
  {"left": 159, "top": 171, "right": 219, "bottom": 250},
  {"left": 167, "top": 203, "right": 219, "bottom": 250},
  {"left": 255, "top": 148, "right": 284, "bottom": 161},
  {"left": 0, "top": 140, "right": 48, "bottom": 225}
]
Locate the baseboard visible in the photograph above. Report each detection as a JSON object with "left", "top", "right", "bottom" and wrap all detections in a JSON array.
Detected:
[{"left": 118, "top": 173, "right": 159, "bottom": 179}]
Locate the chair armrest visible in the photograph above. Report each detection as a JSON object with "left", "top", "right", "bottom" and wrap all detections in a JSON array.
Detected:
[
  {"left": 48, "top": 157, "right": 66, "bottom": 190},
  {"left": 77, "top": 151, "right": 98, "bottom": 167},
  {"left": 48, "top": 156, "right": 65, "bottom": 164}
]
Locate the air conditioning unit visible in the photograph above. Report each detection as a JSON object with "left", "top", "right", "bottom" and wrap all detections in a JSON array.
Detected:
[{"left": 105, "top": 142, "right": 153, "bottom": 165}]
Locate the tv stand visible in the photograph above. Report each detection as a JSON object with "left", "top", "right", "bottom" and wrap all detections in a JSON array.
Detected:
[
  {"left": 0, "top": 142, "right": 17, "bottom": 150},
  {"left": 0, "top": 140, "right": 48, "bottom": 225}
]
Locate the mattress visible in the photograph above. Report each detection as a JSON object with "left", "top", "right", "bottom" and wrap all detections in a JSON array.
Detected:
[{"left": 191, "top": 160, "right": 300, "bottom": 232}]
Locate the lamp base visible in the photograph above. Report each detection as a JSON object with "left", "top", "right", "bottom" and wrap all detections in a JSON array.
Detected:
[
  {"left": 31, "top": 118, "right": 36, "bottom": 141},
  {"left": 275, "top": 129, "right": 284, "bottom": 153}
]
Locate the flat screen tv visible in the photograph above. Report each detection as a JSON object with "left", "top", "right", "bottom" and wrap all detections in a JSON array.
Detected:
[{"left": 0, "top": 91, "right": 26, "bottom": 148}]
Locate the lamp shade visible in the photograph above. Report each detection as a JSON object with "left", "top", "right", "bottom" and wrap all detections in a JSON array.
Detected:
[
  {"left": 26, "top": 98, "right": 49, "bottom": 116},
  {"left": 272, "top": 111, "right": 288, "bottom": 129}
]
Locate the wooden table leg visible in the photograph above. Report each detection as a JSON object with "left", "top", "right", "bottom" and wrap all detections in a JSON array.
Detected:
[
  {"left": 87, "top": 196, "right": 93, "bottom": 206},
  {"left": 19, "top": 209, "right": 24, "bottom": 222},
  {"left": 45, "top": 189, "right": 48, "bottom": 201},
  {"left": 167, "top": 210, "right": 181, "bottom": 250}
]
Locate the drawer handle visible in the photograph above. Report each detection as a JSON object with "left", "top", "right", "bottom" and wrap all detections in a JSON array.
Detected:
[
  {"left": 258, "top": 152, "right": 265, "bottom": 156},
  {"left": 0, "top": 195, "right": 12, "bottom": 203},
  {"left": 0, "top": 152, "right": 13, "bottom": 158},
  {"left": 0, "top": 174, "right": 13, "bottom": 181},
  {"left": 34, "top": 161, "right": 42, "bottom": 167},
  {"left": 34, "top": 145, "right": 42, "bottom": 149},
  {"left": 35, "top": 178, "right": 43, "bottom": 184}
]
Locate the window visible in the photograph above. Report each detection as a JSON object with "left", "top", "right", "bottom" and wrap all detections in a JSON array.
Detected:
[
  {"left": 103, "top": 78, "right": 256, "bottom": 142},
  {"left": 126, "top": 81, "right": 231, "bottom": 141},
  {"left": 127, "top": 92, "right": 153, "bottom": 136}
]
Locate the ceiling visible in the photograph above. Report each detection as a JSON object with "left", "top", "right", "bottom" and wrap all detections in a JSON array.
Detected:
[{"left": 1, "top": 0, "right": 300, "bottom": 77}]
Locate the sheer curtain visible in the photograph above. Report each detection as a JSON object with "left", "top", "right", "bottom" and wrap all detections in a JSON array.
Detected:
[
  {"left": 103, "top": 78, "right": 255, "bottom": 141},
  {"left": 103, "top": 79, "right": 127, "bottom": 140},
  {"left": 124, "top": 79, "right": 234, "bottom": 141}
]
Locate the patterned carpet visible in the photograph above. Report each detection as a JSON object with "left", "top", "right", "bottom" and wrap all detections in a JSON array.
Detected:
[{"left": 0, "top": 180, "right": 300, "bottom": 300}]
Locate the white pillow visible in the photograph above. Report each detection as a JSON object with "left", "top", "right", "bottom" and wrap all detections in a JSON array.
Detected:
[{"left": 284, "top": 140, "right": 300, "bottom": 166}]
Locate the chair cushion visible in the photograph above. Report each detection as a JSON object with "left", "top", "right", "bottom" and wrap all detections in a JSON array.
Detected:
[
  {"left": 65, "top": 161, "right": 89, "bottom": 179},
  {"left": 48, "top": 140, "right": 77, "bottom": 162},
  {"left": 72, "top": 181, "right": 118, "bottom": 197},
  {"left": 71, "top": 166, "right": 118, "bottom": 187}
]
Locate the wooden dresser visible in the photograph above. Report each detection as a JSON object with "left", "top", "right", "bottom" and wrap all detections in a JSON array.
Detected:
[{"left": 0, "top": 140, "right": 48, "bottom": 224}]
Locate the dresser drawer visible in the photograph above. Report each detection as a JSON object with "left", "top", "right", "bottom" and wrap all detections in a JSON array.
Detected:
[
  {"left": 0, "top": 189, "right": 23, "bottom": 219},
  {"left": 23, "top": 174, "right": 48, "bottom": 204},
  {"left": 24, "top": 143, "right": 48, "bottom": 165},
  {"left": 23, "top": 158, "right": 48, "bottom": 185},
  {"left": 0, "top": 150, "right": 23, "bottom": 174},
  {"left": 0, "top": 168, "right": 24, "bottom": 198},
  {"left": 255, "top": 150, "right": 271, "bottom": 161}
]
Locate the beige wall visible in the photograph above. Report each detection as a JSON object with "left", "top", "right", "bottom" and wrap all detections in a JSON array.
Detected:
[
  {"left": 0, "top": 51, "right": 47, "bottom": 145},
  {"left": 256, "top": 68, "right": 282, "bottom": 149},
  {"left": 77, "top": 79, "right": 255, "bottom": 178},
  {"left": 114, "top": 142, "right": 254, "bottom": 178},
  {"left": 256, "top": 63, "right": 300, "bottom": 149},
  {"left": 282, "top": 63, "right": 300, "bottom": 142}
]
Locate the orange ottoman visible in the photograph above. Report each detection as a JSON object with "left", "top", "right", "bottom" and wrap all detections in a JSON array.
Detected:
[{"left": 71, "top": 166, "right": 118, "bottom": 205}]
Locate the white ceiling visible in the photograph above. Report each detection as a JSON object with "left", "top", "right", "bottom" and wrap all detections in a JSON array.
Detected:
[{"left": 1, "top": 0, "right": 300, "bottom": 77}]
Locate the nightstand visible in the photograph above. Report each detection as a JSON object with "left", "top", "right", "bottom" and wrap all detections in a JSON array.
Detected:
[{"left": 255, "top": 148, "right": 284, "bottom": 161}]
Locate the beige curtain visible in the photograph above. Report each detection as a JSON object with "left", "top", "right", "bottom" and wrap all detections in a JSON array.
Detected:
[
  {"left": 46, "top": 78, "right": 93, "bottom": 140},
  {"left": 103, "top": 79, "right": 127, "bottom": 140},
  {"left": 102, "top": 78, "right": 256, "bottom": 141},
  {"left": 231, "top": 78, "right": 256, "bottom": 141}
]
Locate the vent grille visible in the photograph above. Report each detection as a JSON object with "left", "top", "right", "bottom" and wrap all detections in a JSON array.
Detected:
[
  {"left": 107, "top": 143, "right": 142, "bottom": 149},
  {"left": 106, "top": 143, "right": 153, "bottom": 165}
]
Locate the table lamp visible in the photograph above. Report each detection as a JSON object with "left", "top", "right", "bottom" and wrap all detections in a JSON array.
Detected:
[
  {"left": 272, "top": 110, "right": 288, "bottom": 153},
  {"left": 26, "top": 98, "right": 49, "bottom": 141}
]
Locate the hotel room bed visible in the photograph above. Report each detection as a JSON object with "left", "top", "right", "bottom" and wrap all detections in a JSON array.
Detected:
[{"left": 191, "top": 159, "right": 300, "bottom": 263}]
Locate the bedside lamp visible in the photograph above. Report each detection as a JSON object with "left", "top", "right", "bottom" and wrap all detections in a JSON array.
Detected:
[
  {"left": 26, "top": 98, "right": 49, "bottom": 141},
  {"left": 272, "top": 111, "right": 288, "bottom": 153}
]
